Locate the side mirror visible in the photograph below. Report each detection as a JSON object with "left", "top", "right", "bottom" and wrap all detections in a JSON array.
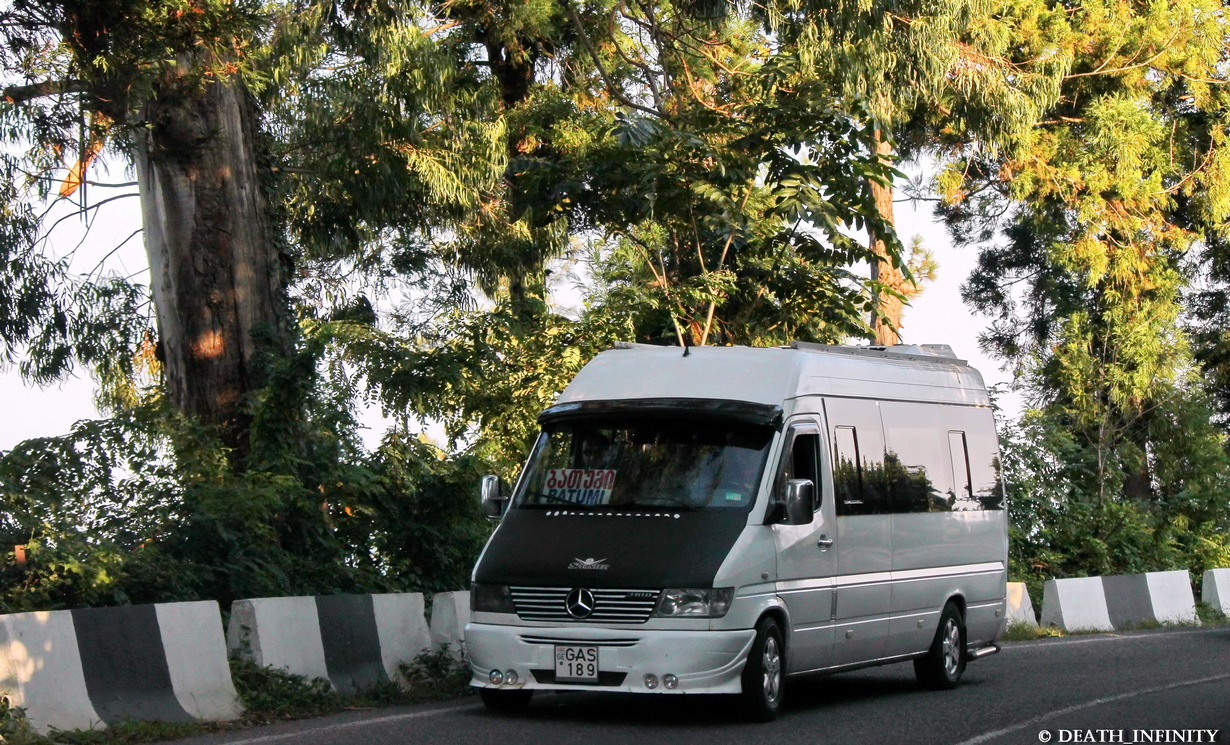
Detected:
[
  {"left": 783, "top": 479, "right": 815, "bottom": 524},
  {"left": 480, "top": 475, "right": 507, "bottom": 520}
]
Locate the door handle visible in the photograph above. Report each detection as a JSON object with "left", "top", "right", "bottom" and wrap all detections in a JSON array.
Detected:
[{"left": 817, "top": 535, "right": 834, "bottom": 548}]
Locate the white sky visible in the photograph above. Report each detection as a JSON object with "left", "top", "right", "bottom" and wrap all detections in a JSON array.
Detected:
[{"left": 0, "top": 165, "right": 1019, "bottom": 452}]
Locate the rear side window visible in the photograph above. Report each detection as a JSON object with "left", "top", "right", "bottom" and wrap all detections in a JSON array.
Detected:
[
  {"left": 947, "top": 431, "right": 978, "bottom": 511},
  {"left": 881, "top": 402, "right": 1003, "bottom": 512},
  {"left": 824, "top": 399, "right": 889, "bottom": 515}
]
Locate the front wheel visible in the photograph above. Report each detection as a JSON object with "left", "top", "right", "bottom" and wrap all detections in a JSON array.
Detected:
[
  {"left": 914, "top": 601, "right": 966, "bottom": 690},
  {"left": 479, "top": 687, "right": 533, "bottom": 713},
  {"left": 741, "top": 616, "right": 785, "bottom": 721}
]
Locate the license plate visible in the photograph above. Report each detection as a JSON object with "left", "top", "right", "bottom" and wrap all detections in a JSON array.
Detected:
[{"left": 554, "top": 645, "right": 599, "bottom": 682}]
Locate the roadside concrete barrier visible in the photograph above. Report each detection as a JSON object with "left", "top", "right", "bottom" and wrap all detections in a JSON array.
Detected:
[
  {"left": 0, "top": 601, "right": 240, "bottom": 734},
  {"left": 1041, "top": 577, "right": 1113, "bottom": 632},
  {"left": 0, "top": 609, "right": 100, "bottom": 733},
  {"left": 1138, "top": 570, "right": 1198, "bottom": 625},
  {"left": 1201, "top": 568, "right": 1230, "bottom": 615},
  {"left": 227, "top": 592, "right": 431, "bottom": 694},
  {"left": 372, "top": 593, "right": 433, "bottom": 685},
  {"left": 1041, "top": 571, "right": 1199, "bottom": 632},
  {"left": 1006, "top": 582, "right": 1038, "bottom": 627},
  {"left": 429, "top": 591, "right": 470, "bottom": 658}
]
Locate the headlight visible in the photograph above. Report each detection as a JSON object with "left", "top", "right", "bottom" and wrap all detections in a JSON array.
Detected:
[
  {"left": 653, "top": 588, "right": 734, "bottom": 618},
  {"left": 471, "top": 583, "right": 515, "bottom": 613}
]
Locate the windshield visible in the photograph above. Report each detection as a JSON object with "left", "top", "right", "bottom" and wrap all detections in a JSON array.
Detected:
[{"left": 514, "top": 416, "right": 774, "bottom": 511}]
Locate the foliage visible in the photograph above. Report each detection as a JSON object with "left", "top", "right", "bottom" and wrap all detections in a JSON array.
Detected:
[
  {"left": 1195, "top": 602, "right": 1229, "bottom": 627},
  {"left": 999, "top": 621, "right": 1061, "bottom": 642},
  {"left": 0, "top": 696, "right": 38, "bottom": 744},
  {"left": 230, "top": 658, "right": 339, "bottom": 723},
  {"left": 932, "top": 0, "right": 1230, "bottom": 585},
  {"left": 999, "top": 398, "right": 1230, "bottom": 601},
  {"left": 0, "top": 350, "right": 489, "bottom": 611},
  {"left": 4, "top": 0, "right": 1230, "bottom": 613},
  {"left": 398, "top": 645, "right": 474, "bottom": 701}
]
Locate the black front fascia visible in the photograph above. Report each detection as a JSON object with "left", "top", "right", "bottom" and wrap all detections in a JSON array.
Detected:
[
  {"left": 539, "top": 398, "right": 783, "bottom": 429},
  {"left": 474, "top": 508, "right": 749, "bottom": 588}
]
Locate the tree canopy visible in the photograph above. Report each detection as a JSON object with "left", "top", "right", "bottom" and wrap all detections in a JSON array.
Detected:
[{"left": 1, "top": 0, "right": 1229, "bottom": 610}]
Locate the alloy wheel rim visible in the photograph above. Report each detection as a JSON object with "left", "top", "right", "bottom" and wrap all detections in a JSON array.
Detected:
[
  {"left": 763, "top": 635, "right": 782, "bottom": 704},
  {"left": 942, "top": 619, "right": 961, "bottom": 676}
]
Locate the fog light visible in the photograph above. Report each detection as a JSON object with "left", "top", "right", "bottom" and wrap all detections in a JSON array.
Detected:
[
  {"left": 644, "top": 674, "right": 659, "bottom": 689},
  {"left": 663, "top": 674, "right": 678, "bottom": 689},
  {"left": 489, "top": 669, "right": 504, "bottom": 685},
  {"left": 505, "top": 669, "right": 518, "bottom": 685}
]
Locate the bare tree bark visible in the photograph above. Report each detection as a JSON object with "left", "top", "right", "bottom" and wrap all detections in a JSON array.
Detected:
[
  {"left": 134, "top": 70, "right": 291, "bottom": 464},
  {"left": 868, "top": 125, "right": 904, "bottom": 346}
]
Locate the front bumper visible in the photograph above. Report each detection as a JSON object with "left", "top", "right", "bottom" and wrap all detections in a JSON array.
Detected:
[{"left": 466, "top": 622, "right": 756, "bottom": 694}]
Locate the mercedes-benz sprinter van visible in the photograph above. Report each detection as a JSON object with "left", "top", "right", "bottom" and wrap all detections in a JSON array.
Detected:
[{"left": 466, "top": 342, "right": 1007, "bottom": 720}]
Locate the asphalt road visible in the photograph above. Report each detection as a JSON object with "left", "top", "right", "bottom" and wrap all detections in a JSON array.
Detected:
[{"left": 170, "top": 627, "right": 1230, "bottom": 745}]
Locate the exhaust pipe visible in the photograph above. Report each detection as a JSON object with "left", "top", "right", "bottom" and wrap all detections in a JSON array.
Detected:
[{"left": 965, "top": 643, "right": 1000, "bottom": 662}]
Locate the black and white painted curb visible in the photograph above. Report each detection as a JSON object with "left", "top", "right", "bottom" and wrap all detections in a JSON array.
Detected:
[
  {"left": 4, "top": 567, "right": 1226, "bottom": 735},
  {"left": 1203, "top": 568, "right": 1230, "bottom": 615},
  {"left": 0, "top": 600, "right": 240, "bottom": 734},
  {"left": 227, "top": 592, "right": 447, "bottom": 694},
  {"left": 429, "top": 591, "right": 470, "bottom": 659},
  {"left": 1040, "top": 570, "right": 1199, "bottom": 632},
  {"left": 1006, "top": 582, "right": 1039, "bottom": 627}
]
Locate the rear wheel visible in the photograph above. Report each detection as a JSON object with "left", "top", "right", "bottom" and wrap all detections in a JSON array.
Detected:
[
  {"left": 914, "top": 602, "right": 966, "bottom": 690},
  {"left": 479, "top": 687, "right": 533, "bottom": 713},
  {"left": 741, "top": 616, "right": 785, "bottom": 721}
]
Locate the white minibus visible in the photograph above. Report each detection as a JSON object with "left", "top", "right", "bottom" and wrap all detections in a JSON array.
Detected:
[{"left": 466, "top": 342, "right": 1007, "bottom": 720}]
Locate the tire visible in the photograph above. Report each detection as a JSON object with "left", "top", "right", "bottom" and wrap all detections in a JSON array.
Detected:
[
  {"left": 479, "top": 687, "right": 533, "bottom": 713},
  {"left": 741, "top": 616, "right": 786, "bottom": 721},
  {"left": 914, "top": 601, "right": 966, "bottom": 690}
]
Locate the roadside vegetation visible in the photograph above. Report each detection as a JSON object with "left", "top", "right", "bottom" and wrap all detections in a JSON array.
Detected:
[
  {"left": 0, "top": 0, "right": 1227, "bottom": 632},
  {"left": 1000, "top": 603, "right": 1230, "bottom": 642}
]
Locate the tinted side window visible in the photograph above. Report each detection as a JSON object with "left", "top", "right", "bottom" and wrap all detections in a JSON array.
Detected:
[
  {"left": 881, "top": 402, "right": 956, "bottom": 513},
  {"left": 824, "top": 399, "right": 888, "bottom": 515},
  {"left": 947, "top": 407, "right": 1004, "bottom": 510},
  {"left": 833, "top": 426, "right": 861, "bottom": 509},
  {"left": 948, "top": 431, "right": 980, "bottom": 512}
]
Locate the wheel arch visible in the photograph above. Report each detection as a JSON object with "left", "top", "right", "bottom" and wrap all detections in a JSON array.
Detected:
[
  {"left": 753, "top": 603, "right": 792, "bottom": 672},
  {"left": 945, "top": 592, "right": 967, "bottom": 620}
]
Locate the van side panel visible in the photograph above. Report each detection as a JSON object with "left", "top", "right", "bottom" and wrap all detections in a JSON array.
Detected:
[
  {"left": 830, "top": 516, "right": 893, "bottom": 665},
  {"left": 821, "top": 397, "right": 894, "bottom": 667},
  {"left": 881, "top": 401, "right": 1007, "bottom": 655},
  {"left": 886, "top": 513, "right": 1006, "bottom": 654}
]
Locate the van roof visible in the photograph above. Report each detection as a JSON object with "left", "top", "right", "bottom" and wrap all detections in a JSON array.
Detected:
[{"left": 554, "top": 342, "right": 992, "bottom": 409}]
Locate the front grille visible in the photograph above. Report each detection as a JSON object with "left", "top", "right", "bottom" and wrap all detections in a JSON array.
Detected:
[
  {"left": 531, "top": 669, "right": 627, "bottom": 686},
  {"left": 509, "top": 587, "right": 660, "bottom": 624},
  {"left": 519, "top": 635, "right": 640, "bottom": 647}
]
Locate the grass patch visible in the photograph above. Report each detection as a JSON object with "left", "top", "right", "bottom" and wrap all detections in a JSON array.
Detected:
[
  {"left": 1000, "top": 605, "right": 1229, "bottom": 642},
  {"left": 1112, "top": 618, "right": 1204, "bottom": 632},
  {"left": 0, "top": 647, "right": 472, "bottom": 745},
  {"left": 999, "top": 620, "right": 1062, "bottom": 641},
  {"left": 1196, "top": 602, "right": 1229, "bottom": 627}
]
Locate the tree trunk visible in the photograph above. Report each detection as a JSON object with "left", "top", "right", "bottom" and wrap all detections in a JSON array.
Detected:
[
  {"left": 134, "top": 71, "right": 290, "bottom": 465},
  {"left": 868, "top": 126, "right": 903, "bottom": 346}
]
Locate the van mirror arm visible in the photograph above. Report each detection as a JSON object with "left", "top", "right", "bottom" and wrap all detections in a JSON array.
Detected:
[
  {"left": 764, "top": 500, "right": 785, "bottom": 525},
  {"left": 480, "top": 474, "right": 508, "bottom": 520}
]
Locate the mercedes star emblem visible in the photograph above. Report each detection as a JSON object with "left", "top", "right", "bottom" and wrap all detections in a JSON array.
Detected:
[{"left": 565, "top": 587, "right": 596, "bottom": 619}]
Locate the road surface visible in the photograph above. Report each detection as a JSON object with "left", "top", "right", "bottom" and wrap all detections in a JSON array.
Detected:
[{"left": 168, "top": 626, "right": 1230, "bottom": 745}]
